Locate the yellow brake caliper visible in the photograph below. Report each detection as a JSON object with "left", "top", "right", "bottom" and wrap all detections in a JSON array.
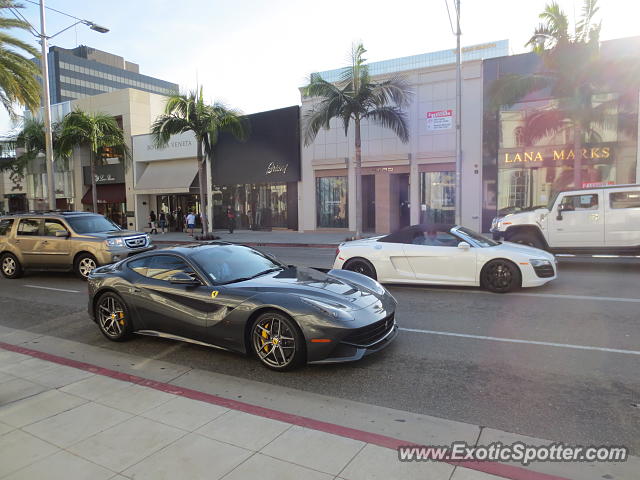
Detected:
[
  {"left": 261, "top": 323, "right": 270, "bottom": 352},
  {"left": 119, "top": 312, "right": 125, "bottom": 325}
]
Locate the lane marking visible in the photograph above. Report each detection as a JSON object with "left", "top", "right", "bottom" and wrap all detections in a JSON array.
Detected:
[
  {"left": 24, "top": 285, "right": 80, "bottom": 293},
  {"left": 399, "top": 328, "right": 640, "bottom": 356},
  {"left": 390, "top": 286, "right": 640, "bottom": 304}
]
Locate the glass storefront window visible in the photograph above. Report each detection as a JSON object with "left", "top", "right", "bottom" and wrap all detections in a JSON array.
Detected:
[
  {"left": 212, "top": 183, "right": 288, "bottom": 230},
  {"left": 316, "top": 176, "right": 348, "bottom": 228},
  {"left": 419, "top": 171, "right": 456, "bottom": 224}
]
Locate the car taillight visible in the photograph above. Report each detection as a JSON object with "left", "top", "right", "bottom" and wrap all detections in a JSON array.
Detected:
[{"left": 335, "top": 247, "right": 340, "bottom": 256}]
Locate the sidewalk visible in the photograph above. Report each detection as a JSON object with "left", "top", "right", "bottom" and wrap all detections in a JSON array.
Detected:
[
  {"left": 148, "top": 229, "right": 357, "bottom": 248},
  {"left": 1, "top": 346, "right": 501, "bottom": 480}
]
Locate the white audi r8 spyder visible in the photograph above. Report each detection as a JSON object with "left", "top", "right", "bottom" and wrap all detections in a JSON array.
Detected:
[{"left": 333, "top": 224, "right": 557, "bottom": 293}]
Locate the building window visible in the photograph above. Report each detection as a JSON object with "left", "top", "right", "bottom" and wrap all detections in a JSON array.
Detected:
[
  {"left": 316, "top": 176, "right": 348, "bottom": 228},
  {"left": 419, "top": 171, "right": 456, "bottom": 224}
]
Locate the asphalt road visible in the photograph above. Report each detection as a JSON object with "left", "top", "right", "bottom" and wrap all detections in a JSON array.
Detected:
[{"left": 0, "top": 247, "right": 638, "bottom": 454}]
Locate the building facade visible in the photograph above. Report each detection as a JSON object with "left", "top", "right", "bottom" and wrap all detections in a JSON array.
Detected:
[
  {"left": 300, "top": 41, "right": 509, "bottom": 233},
  {"left": 131, "top": 106, "right": 302, "bottom": 232},
  {"left": 41, "top": 45, "right": 178, "bottom": 104},
  {"left": 481, "top": 36, "right": 640, "bottom": 231}
]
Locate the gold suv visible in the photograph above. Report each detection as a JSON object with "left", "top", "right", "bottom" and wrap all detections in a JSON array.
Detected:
[{"left": 0, "top": 212, "right": 153, "bottom": 280}]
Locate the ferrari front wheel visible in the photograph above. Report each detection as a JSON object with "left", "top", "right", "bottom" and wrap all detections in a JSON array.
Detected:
[
  {"left": 344, "top": 258, "right": 377, "bottom": 280},
  {"left": 251, "top": 312, "right": 304, "bottom": 371}
]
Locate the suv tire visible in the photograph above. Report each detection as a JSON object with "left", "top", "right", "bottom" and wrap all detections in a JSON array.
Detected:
[
  {"left": 74, "top": 253, "right": 98, "bottom": 280},
  {"left": 508, "top": 232, "right": 545, "bottom": 250},
  {"left": 1, "top": 253, "right": 23, "bottom": 279}
]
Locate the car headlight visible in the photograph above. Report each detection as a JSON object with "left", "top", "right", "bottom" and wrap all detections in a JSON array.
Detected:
[
  {"left": 529, "top": 259, "right": 552, "bottom": 267},
  {"left": 301, "top": 297, "right": 351, "bottom": 318},
  {"left": 105, "top": 238, "right": 125, "bottom": 248},
  {"left": 369, "top": 280, "right": 387, "bottom": 296}
]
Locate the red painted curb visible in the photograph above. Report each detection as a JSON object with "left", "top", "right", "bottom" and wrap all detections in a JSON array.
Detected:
[
  {"left": 152, "top": 240, "right": 338, "bottom": 249},
  {"left": 0, "top": 341, "right": 569, "bottom": 480}
]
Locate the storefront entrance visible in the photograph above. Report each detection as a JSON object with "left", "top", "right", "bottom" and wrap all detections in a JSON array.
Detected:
[
  {"left": 419, "top": 169, "right": 456, "bottom": 225},
  {"left": 362, "top": 175, "right": 376, "bottom": 232},
  {"left": 212, "top": 183, "right": 294, "bottom": 230},
  {"left": 156, "top": 194, "right": 201, "bottom": 231}
]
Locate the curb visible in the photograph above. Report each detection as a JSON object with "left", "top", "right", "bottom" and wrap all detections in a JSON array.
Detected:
[{"left": 0, "top": 341, "right": 569, "bottom": 480}]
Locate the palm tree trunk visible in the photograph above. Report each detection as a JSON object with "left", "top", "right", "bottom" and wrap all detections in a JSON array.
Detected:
[
  {"left": 573, "top": 124, "right": 583, "bottom": 188},
  {"left": 197, "top": 140, "right": 209, "bottom": 234},
  {"left": 90, "top": 150, "right": 98, "bottom": 213},
  {"left": 354, "top": 117, "right": 363, "bottom": 238}
]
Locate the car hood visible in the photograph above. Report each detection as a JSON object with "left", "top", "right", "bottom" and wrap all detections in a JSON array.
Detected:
[
  {"left": 492, "top": 241, "right": 555, "bottom": 261},
  {"left": 230, "top": 266, "right": 381, "bottom": 310},
  {"left": 84, "top": 230, "right": 147, "bottom": 239}
]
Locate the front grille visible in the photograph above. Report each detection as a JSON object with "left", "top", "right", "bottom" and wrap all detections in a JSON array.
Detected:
[
  {"left": 533, "top": 265, "right": 555, "bottom": 278},
  {"left": 124, "top": 235, "right": 148, "bottom": 249},
  {"left": 342, "top": 314, "right": 395, "bottom": 347}
]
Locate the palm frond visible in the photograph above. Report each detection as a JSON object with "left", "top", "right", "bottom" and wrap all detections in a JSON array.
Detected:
[
  {"left": 575, "top": 0, "right": 599, "bottom": 41},
  {"left": 363, "top": 106, "right": 409, "bottom": 143},
  {"left": 487, "top": 74, "right": 552, "bottom": 111}
]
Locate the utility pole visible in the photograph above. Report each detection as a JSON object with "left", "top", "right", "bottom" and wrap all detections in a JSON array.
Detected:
[
  {"left": 39, "top": 0, "right": 56, "bottom": 210},
  {"left": 454, "top": 0, "right": 462, "bottom": 225}
]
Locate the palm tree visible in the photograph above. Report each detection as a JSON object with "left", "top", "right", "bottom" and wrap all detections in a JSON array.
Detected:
[
  {"left": 302, "top": 43, "right": 411, "bottom": 237},
  {"left": 57, "top": 110, "right": 130, "bottom": 214},
  {"left": 151, "top": 87, "right": 248, "bottom": 234},
  {"left": 0, "top": 0, "right": 41, "bottom": 116},
  {"left": 488, "top": 0, "right": 638, "bottom": 187}
]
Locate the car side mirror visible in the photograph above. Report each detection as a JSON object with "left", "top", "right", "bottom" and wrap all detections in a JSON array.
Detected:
[
  {"left": 457, "top": 241, "right": 471, "bottom": 250},
  {"left": 55, "top": 230, "right": 69, "bottom": 237},
  {"left": 167, "top": 272, "right": 200, "bottom": 285}
]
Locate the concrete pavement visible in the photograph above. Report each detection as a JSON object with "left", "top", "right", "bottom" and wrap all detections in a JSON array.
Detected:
[{"left": 2, "top": 334, "right": 638, "bottom": 480}]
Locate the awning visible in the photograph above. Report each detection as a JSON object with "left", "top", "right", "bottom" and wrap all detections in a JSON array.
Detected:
[
  {"left": 134, "top": 159, "right": 199, "bottom": 194},
  {"left": 81, "top": 184, "right": 126, "bottom": 204}
]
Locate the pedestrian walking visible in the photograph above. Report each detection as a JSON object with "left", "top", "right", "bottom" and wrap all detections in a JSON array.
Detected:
[
  {"left": 226, "top": 205, "right": 236, "bottom": 234},
  {"left": 158, "top": 211, "right": 167, "bottom": 234},
  {"left": 149, "top": 210, "right": 158, "bottom": 234},
  {"left": 186, "top": 211, "right": 196, "bottom": 236}
]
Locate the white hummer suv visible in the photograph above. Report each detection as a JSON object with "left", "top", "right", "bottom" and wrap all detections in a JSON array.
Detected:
[{"left": 491, "top": 184, "right": 640, "bottom": 254}]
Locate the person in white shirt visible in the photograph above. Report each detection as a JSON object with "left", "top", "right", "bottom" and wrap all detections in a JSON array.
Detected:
[{"left": 186, "top": 211, "right": 196, "bottom": 236}]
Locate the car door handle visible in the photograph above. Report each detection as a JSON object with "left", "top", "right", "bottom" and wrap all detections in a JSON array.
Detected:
[
  {"left": 590, "top": 213, "right": 599, "bottom": 220},
  {"left": 41, "top": 240, "right": 48, "bottom": 244},
  {"left": 129, "top": 287, "right": 141, "bottom": 293}
]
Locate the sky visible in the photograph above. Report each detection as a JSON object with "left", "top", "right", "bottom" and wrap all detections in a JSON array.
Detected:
[{"left": 1, "top": 0, "right": 639, "bottom": 135}]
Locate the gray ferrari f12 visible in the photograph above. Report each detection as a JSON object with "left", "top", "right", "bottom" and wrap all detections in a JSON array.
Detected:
[{"left": 87, "top": 243, "right": 398, "bottom": 370}]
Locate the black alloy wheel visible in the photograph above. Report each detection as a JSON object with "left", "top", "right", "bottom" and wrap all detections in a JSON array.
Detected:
[
  {"left": 251, "top": 312, "right": 304, "bottom": 371},
  {"left": 344, "top": 258, "right": 377, "bottom": 280},
  {"left": 95, "top": 292, "right": 132, "bottom": 341},
  {"left": 481, "top": 259, "right": 521, "bottom": 293},
  {"left": 1, "top": 253, "right": 23, "bottom": 279}
]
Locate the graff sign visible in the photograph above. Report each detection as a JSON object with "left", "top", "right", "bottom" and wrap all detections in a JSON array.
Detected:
[{"left": 265, "top": 162, "right": 289, "bottom": 175}]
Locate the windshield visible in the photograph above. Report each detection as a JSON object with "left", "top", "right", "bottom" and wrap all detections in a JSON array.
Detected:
[
  {"left": 66, "top": 215, "right": 121, "bottom": 234},
  {"left": 192, "top": 245, "right": 282, "bottom": 284},
  {"left": 455, "top": 227, "right": 500, "bottom": 247}
]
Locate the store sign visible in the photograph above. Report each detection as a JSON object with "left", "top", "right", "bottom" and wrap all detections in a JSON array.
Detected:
[
  {"left": 133, "top": 131, "right": 197, "bottom": 162},
  {"left": 265, "top": 162, "right": 289, "bottom": 175},
  {"left": 83, "top": 165, "right": 124, "bottom": 185},
  {"left": 499, "top": 145, "right": 614, "bottom": 168},
  {"left": 426, "top": 110, "right": 453, "bottom": 130}
]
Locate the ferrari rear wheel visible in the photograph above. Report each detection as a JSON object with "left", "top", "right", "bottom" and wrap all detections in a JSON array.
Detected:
[
  {"left": 344, "top": 258, "right": 377, "bottom": 280},
  {"left": 251, "top": 312, "right": 304, "bottom": 371},
  {"left": 95, "top": 292, "right": 132, "bottom": 342},
  {"left": 481, "top": 259, "right": 521, "bottom": 293}
]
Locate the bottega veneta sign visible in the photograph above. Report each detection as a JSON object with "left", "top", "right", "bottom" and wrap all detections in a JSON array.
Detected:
[
  {"left": 501, "top": 145, "right": 612, "bottom": 167},
  {"left": 146, "top": 139, "right": 193, "bottom": 150}
]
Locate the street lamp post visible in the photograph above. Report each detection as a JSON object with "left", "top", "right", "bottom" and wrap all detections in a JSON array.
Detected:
[
  {"left": 31, "top": 0, "right": 109, "bottom": 210},
  {"left": 454, "top": 0, "right": 462, "bottom": 226}
]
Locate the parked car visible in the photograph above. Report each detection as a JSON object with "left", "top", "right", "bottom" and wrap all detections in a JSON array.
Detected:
[
  {"left": 333, "top": 224, "right": 557, "bottom": 293},
  {"left": 87, "top": 243, "right": 398, "bottom": 370},
  {"left": 491, "top": 184, "right": 640, "bottom": 254},
  {"left": 0, "top": 211, "right": 153, "bottom": 280}
]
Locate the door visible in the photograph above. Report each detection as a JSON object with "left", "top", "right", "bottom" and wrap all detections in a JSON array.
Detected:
[
  {"left": 13, "top": 218, "right": 42, "bottom": 267},
  {"left": 401, "top": 227, "right": 477, "bottom": 284},
  {"left": 38, "top": 219, "right": 72, "bottom": 268},
  {"left": 126, "top": 254, "right": 231, "bottom": 343},
  {"left": 547, "top": 191, "right": 605, "bottom": 247},
  {"left": 605, "top": 189, "right": 640, "bottom": 247},
  {"left": 362, "top": 175, "right": 376, "bottom": 232}
]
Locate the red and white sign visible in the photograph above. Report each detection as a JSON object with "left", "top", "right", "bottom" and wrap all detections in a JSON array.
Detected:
[
  {"left": 426, "top": 109, "right": 453, "bottom": 130},
  {"left": 582, "top": 181, "right": 615, "bottom": 188}
]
